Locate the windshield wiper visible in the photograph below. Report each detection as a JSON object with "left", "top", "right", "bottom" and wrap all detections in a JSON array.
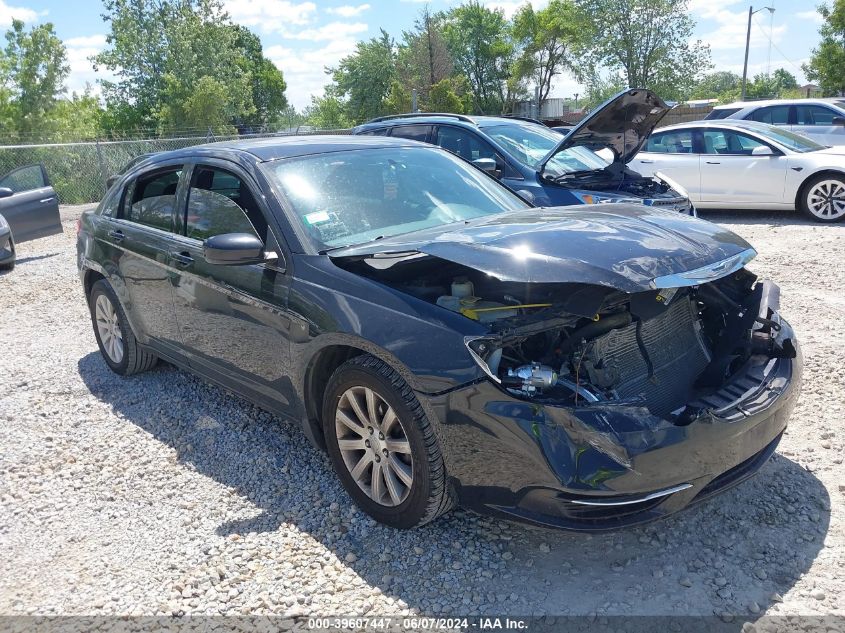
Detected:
[{"left": 320, "top": 235, "right": 385, "bottom": 254}]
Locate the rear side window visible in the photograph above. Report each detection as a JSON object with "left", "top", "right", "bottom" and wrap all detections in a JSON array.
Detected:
[
  {"left": 796, "top": 104, "right": 838, "bottom": 125},
  {"left": 388, "top": 125, "right": 432, "bottom": 142},
  {"left": 0, "top": 165, "right": 47, "bottom": 193},
  {"left": 124, "top": 168, "right": 181, "bottom": 232},
  {"left": 645, "top": 130, "right": 696, "bottom": 153},
  {"left": 185, "top": 166, "right": 264, "bottom": 242},
  {"left": 358, "top": 128, "right": 389, "bottom": 136},
  {"left": 435, "top": 126, "right": 498, "bottom": 162},
  {"left": 704, "top": 108, "right": 741, "bottom": 120},
  {"left": 748, "top": 105, "right": 790, "bottom": 125}
]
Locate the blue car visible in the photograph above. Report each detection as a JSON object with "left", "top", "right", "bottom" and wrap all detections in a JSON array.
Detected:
[{"left": 353, "top": 88, "right": 693, "bottom": 214}]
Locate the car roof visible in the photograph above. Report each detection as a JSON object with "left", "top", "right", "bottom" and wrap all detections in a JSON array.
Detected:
[
  {"left": 653, "top": 119, "right": 788, "bottom": 135},
  {"left": 144, "top": 134, "right": 424, "bottom": 163},
  {"left": 354, "top": 114, "right": 543, "bottom": 132},
  {"left": 713, "top": 98, "right": 845, "bottom": 110}
]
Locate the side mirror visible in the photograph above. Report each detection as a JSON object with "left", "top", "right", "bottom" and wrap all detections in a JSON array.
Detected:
[
  {"left": 0, "top": 187, "right": 13, "bottom": 199},
  {"left": 472, "top": 157, "right": 499, "bottom": 177},
  {"left": 751, "top": 146, "right": 775, "bottom": 156},
  {"left": 516, "top": 189, "right": 536, "bottom": 205},
  {"left": 203, "top": 233, "right": 269, "bottom": 266},
  {"left": 832, "top": 116, "right": 845, "bottom": 126}
]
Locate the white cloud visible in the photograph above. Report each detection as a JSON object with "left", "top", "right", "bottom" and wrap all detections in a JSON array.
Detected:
[
  {"left": 63, "top": 34, "right": 112, "bottom": 97},
  {"left": 281, "top": 21, "right": 368, "bottom": 42},
  {"left": 0, "top": 0, "right": 44, "bottom": 26},
  {"left": 223, "top": 0, "right": 317, "bottom": 32},
  {"left": 267, "top": 37, "right": 359, "bottom": 110},
  {"left": 483, "top": 0, "right": 547, "bottom": 18},
  {"left": 795, "top": 9, "right": 822, "bottom": 24},
  {"left": 327, "top": 4, "right": 371, "bottom": 17},
  {"left": 696, "top": 5, "right": 785, "bottom": 51}
]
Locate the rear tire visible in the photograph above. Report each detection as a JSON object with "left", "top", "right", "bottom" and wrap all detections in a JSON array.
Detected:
[
  {"left": 799, "top": 174, "right": 845, "bottom": 222},
  {"left": 88, "top": 279, "right": 157, "bottom": 375},
  {"left": 322, "top": 355, "right": 454, "bottom": 529}
]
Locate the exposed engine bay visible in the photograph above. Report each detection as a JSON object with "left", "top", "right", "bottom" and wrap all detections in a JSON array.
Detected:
[
  {"left": 336, "top": 254, "right": 796, "bottom": 421},
  {"left": 549, "top": 162, "right": 686, "bottom": 203}
]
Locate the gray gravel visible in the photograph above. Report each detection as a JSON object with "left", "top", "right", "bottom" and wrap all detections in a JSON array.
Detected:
[{"left": 0, "top": 205, "right": 842, "bottom": 619}]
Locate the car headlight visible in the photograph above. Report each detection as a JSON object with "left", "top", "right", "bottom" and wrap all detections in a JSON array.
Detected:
[
  {"left": 574, "top": 192, "right": 642, "bottom": 205},
  {"left": 464, "top": 336, "right": 503, "bottom": 383}
]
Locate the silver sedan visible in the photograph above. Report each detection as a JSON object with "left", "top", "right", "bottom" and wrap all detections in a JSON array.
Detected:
[{"left": 634, "top": 120, "right": 845, "bottom": 222}]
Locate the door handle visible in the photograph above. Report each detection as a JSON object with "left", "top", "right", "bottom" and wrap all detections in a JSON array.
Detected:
[
  {"left": 171, "top": 251, "right": 194, "bottom": 266},
  {"left": 706, "top": 161, "right": 721, "bottom": 165},
  {"left": 107, "top": 229, "right": 125, "bottom": 242},
  {"left": 39, "top": 197, "right": 55, "bottom": 204},
  {"left": 639, "top": 160, "right": 654, "bottom": 164}
]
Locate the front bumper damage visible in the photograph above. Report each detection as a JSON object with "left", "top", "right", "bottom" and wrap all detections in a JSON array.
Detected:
[{"left": 428, "top": 316, "right": 801, "bottom": 531}]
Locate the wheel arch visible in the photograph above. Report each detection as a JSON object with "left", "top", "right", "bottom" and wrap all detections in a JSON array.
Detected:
[{"left": 795, "top": 169, "right": 845, "bottom": 210}]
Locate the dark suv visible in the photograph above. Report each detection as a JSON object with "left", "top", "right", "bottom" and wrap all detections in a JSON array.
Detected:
[{"left": 353, "top": 89, "right": 693, "bottom": 214}]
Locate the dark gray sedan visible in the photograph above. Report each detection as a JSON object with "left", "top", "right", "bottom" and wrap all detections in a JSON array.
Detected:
[{"left": 0, "top": 164, "right": 62, "bottom": 271}]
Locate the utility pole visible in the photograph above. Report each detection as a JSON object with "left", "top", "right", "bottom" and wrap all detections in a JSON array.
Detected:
[{"left": 742, "top": 5, "right": 775, "bottom": 101}]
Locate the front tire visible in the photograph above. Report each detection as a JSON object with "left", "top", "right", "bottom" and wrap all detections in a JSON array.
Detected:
[
  {"left": 799, "top": 174, "right": 845, "bottom": 222},
  {"left": 88, "top": 279, "right": 157, "bottom": 375},
  {"left": 322, "top": 355, "right": 454, "bottom": 529},
  {"left": 0, "top": 235, "right": 14, "bottom": 271}
]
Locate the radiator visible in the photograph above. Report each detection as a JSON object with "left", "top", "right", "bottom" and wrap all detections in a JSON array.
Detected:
[{"left": 584, "top": 298, "right": 711, "bottom": 415}]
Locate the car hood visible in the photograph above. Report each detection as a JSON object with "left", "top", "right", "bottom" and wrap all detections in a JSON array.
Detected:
[
  {"left": 329, "top": 205, "right": 755, "bottom": 293},
  {"left": 539, "top": 89, "right": 670, "bottom": 171},
  {"left": 815, "top": 145, "right": 845, "bottom": 156}
]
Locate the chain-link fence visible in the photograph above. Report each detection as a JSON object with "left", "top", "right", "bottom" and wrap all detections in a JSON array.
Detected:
[{"left": 0, "top": 129, "right": 351, "bottom": 205}]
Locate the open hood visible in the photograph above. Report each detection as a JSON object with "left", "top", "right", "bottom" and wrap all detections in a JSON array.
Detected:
[
  {"left": 329, "top": 206, "right": 754, "bottom": 294},
  {"left": 539, "top": 89, "right": 670, "bottom": 171}
]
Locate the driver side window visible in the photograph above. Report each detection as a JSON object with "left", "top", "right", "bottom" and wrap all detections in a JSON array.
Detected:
[{"left": 185, "top": 167, "right": 266, "bottom": 242}]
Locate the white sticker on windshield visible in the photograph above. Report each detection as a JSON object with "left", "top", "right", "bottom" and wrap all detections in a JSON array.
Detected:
[{"left": 305, "top": 210, "right": 330, "bottom": 225}]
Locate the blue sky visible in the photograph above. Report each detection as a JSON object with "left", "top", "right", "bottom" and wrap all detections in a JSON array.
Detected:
[{"left": 0, "top": 0, "right": 826, "bottom": 110}]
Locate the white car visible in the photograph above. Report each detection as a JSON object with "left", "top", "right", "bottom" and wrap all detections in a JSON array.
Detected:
[
  {"left": 706, "top": 98, "right": 845, "bottom": 147},
  {"left": 633, "top": 120, "right": 845, "bottom": 222}
]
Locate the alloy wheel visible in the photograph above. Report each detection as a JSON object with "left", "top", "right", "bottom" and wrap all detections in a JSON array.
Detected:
[
  {"left": 95, "top": 293, "right": 124, "bottom": 364},
  {"left": 807, "top": 179, "right": 845, "bottom": 220},
  {"left": 335, "top": 386, "right": 414, "bottom": 507}
]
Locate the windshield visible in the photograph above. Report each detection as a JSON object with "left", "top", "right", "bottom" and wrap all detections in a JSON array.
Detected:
[
  {"left": 747, "top": 123, "right": 828, "bottom": 152},
  {"left": 485, "top": 123, "right": 609, "bottom": 176},
  {"left": 263, "top": 147, "right": 528, "bottom": 251}
]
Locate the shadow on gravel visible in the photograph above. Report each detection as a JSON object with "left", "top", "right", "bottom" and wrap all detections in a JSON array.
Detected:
[
  {"left": 13, "top": 252, "right": 61, "bottom": 265},
  {"left": 78, "top": 351, "right": 830, "bottom": 617},
  {"left": 698, "top": 208, "right": 845, "bottom": 228}
]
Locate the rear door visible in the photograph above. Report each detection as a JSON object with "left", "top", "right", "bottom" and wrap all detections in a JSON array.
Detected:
[
  {"left": 793, "top": 103, "right": 845, "bottom": 146},
  {"left": 0, "top": 164, "right": 61, "bottom": 242},
  {"left": 101, "top": 164, "right": 185, "bottom": 354},
  {"left": 167, "top": 160, "right": 297, "bottom": 411},
  {"left": 634, "top": 129, "right": 701, "bottom": 201}
]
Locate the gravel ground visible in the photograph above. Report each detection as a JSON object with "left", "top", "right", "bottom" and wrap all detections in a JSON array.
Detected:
[{"left": 0, "top": 205, "right": 842, "bottom": 622}]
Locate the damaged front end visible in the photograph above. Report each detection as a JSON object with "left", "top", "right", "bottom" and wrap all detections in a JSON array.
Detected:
[{"left": 333, "top": 243, "right": 801, "bottom": 530}]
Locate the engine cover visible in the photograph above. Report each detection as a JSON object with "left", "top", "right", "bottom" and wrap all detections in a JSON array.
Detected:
[{"left": 583, "top": 297, "right": 711, "bottom": 415}]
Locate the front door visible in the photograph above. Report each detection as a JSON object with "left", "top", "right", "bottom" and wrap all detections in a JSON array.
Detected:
[
  {"left": 168, "top": 162, "right": 297, "bottom": 411},
  {"left": 0, "top": 164, "right": 62, "bottom": 242},
  {"left": 635, "top": 128, "right": 701, "bottom": 201},
  {"left": 698, "top": 129, "right": 788, "bottom": 205}
]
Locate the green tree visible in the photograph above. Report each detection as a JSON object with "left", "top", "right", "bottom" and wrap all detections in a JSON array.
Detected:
[
  {"left": 582, "top": 70, "right": 627, "bottom": 110},
  {"left": 384, "top": 80, "right": 412, "bottom": 114},
  {"left": 579, "top": 0, "right": 711, "bottom": 100},
  {"left": 804, "top": 0, "right": 845, "bottom": 96},
  {"left": 689, "top": 71, "right": 740, "bottom": 100},
  {"left": 94, "top": 0, "right": 286, "bottom": 135},
  {"left": 230, "top": 25, "right": 287, "bottom": 128},
  {"left": 443, "top": 1, "right": 514, "bottom": 114},
  {"left": 512, "top": 0, "right": 586, "bottom": 104},
  {"left": 427, "top": 77, "right": 465, "bottom": 113},
  {"left": 49, "top": 90, "right": 103, "bottom": 141},
  {"left": 397, "top": 7, "right": 453, "bottom": 106},
  {"left": 332, "top": 30, "right": 397, "bottom": 123},
  {"left": 303, "top": 89, "right": 352, "bottom": 129},
  {"left": 1, "top": 19, "right": 69, "bottom": 139}
]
